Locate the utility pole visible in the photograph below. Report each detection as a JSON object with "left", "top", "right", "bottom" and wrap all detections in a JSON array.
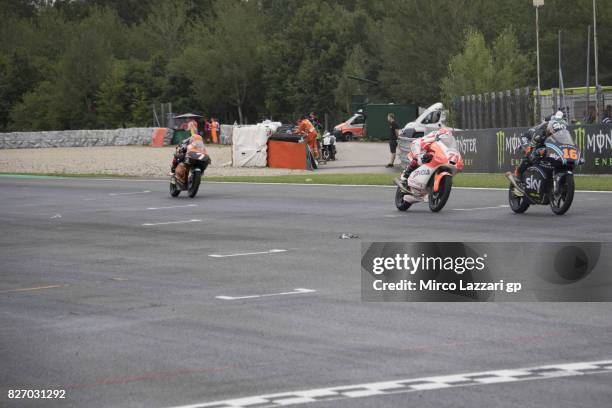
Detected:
[
  {"left": 586, "top": 25, "right": 591, "bottom": 118},
  {"left": 559, "top": 30, "right": 565, "bottom": 115},
  {"left": 533, "top": 0, "right": 544, "bottom": 122},
  {"left": 593, "top": 0, "right": 600, "bottom": 122}
]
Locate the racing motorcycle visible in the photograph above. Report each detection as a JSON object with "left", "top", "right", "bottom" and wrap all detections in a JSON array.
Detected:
[
  {"left": 508, "top": 128, "right": 582, "bottom": 215},
  {"left": 320, "top": 131, "right": 337, "bottom": 161},
  {"left": 170, "top": 137, "right": 210, "bottom": 198},
  {"left": 394, "top": 132, "right": 464, "bottom": 212}
]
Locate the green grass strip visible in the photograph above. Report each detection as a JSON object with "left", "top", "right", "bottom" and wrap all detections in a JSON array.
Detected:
[
  {"left": 1, "top": 171, "right": 610, "bottom": 191},
  {"left": 205, "top": 173, "right": 612, "bottom": 191}
]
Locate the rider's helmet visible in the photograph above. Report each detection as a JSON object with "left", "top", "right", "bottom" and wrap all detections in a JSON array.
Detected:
[
  {"left": 432, "top": 127, "right": 453, "bottom": 139},
  {"left": 547, "top": 111, "right": 567, "bottom": 135}
]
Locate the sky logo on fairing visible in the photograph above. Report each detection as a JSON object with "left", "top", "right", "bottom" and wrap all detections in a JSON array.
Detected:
[{"left": 525, "top": 175, "right": 541, "bottom": 191}]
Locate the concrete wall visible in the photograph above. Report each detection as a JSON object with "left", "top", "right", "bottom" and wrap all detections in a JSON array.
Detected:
[{"left": 0, "top": 128, "right": 173, "bottom": 149}]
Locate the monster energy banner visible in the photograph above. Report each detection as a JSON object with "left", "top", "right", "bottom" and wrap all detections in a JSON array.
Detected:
[{"left": 398, "top": 125, "right": 612, "bottom": 174}]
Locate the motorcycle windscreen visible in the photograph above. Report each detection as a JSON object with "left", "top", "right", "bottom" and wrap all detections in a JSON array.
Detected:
[
  {"left": 547, "top": 129, "right": 575, "bottom": 146},
  {"left": 437, "top": 134, "right": 459, "bottom": 151}
]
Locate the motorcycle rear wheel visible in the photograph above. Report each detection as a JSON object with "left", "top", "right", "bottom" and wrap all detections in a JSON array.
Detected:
[
  {"left": 395, "top": 187, "right": 411, "bottom": 211},
  {"left": 550, "top": 174, "right": 574, "bottom": 215}
]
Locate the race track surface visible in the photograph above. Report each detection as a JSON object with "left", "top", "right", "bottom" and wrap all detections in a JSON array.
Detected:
[{"left": 1, "top": 176, "right": 611, "bottom": 408}]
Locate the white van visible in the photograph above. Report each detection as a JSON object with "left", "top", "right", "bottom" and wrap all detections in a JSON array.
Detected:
[{"left": 400, "top": 102, "right": 447, "bottom": 138}]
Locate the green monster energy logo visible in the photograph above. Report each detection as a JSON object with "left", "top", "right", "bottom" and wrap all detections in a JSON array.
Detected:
[
  {"left": 496, "top": 130, "right": 505, "bottom": 167},
  {"left": 574, "top": 127, "right": 585, "bottom": 155}
]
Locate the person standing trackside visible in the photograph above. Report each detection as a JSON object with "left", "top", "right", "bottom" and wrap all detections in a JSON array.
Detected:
[
  {"left": 211, "top": 117, "right": 220, "bottom": 144},
  {"left": 294, "top": 115, "right": 319, "bottom": 159},
  {"left": 386, "top": 113, "right": 399, "bottom": 167}
]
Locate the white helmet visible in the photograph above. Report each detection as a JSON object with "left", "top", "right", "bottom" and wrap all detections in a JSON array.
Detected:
[{"left": 547, "top": 111, "right": 567, "bottom": 134}]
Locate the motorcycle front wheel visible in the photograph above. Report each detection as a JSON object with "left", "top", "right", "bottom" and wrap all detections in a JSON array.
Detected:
[
  {"left": 508, "top": 185, "right": 529, "bottom": 213},
  {"left": 169, "top": 178, "right": 181, "bottom": 197},
  {"left": 322, "top": 148, "right": 331, "bottom": 161},
  {"left": 550, "top": 174, "right": 574, "bottom": 215},
  {"left": 508, "top": 184, "right": 529, "bottom": 214},
  {"left": 395, "top": 187, "right": 411, "bottom": 211},
  {"left": 187, "top": 171, "right": 201, "bottom": 198},
  {"left": 428, "top": 175, "right": 452, "bottom": 212}
]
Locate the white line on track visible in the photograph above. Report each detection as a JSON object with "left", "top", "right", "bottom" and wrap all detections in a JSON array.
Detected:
[
  {"left": 453, "top": 204, "right": 510, "bottom": 211},
  {"left": 166, "top": 359, "right": 612, "bottom": 408},
  {"left": 109, "top": 190, "right": 151, "bottom": 196},
  {"left": 209, "top": 249, "right": 287, "bottom": 258},
  {"left": 147, "top": 204, "right": 198, "bottom": 210},
  {"left": 142, "top": 219, "right": 201, "bottom": 226},
  {"left": 215, "top": 288, "right": 316, "bottom": 300},
  {"left": 0, "top": 284, "right": 69, "bottom": 294}
]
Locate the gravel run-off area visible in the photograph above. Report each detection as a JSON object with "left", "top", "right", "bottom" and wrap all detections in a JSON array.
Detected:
[
  {"left": 0, "top": 146, "right": 309, "bottom": 177},
  {"left": 0, "top": 142, "right": 396, "bottom": 177}
]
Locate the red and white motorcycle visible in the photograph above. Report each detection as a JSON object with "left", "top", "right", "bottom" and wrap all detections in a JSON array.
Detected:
[{"left": 394, "top": 130, "right": 464, "bottom": 212}]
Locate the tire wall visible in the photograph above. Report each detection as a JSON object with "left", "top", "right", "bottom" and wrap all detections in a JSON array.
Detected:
[{"left": 0, "top": 128, "right": 173, "bottom": 149}]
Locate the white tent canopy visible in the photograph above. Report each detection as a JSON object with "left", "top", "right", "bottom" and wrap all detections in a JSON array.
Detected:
[{"left": 232, "top": 122, "right": 281, "bottom": 167}]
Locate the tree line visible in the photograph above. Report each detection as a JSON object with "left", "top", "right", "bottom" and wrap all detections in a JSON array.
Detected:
[{"left": 0, "top": 0, "right": 610, "bottom": 131}]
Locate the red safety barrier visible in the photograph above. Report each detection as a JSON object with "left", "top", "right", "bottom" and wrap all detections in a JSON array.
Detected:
[{"left": 267, "top": 140, "right": 308, "bottom": 170}]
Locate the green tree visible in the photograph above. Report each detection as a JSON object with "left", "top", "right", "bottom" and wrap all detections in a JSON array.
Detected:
[
  {"left": 0, "top": 52, "right": 41, "bottom": 130},
  {"left": 97, "top": 62, "right": 130, "bottom": 128},
  {"left": 440, "top": 29, "right": 494, "bottom": 102},
  {"left": 334, "top": 45, "right": 368, "bottom": 117},
  {"left": 492, "top": 27, "right": 531, "bottom": 90},
  {"left": 178, "top": 0, "right": 265, "bottom": 123},
  {"left": 10, "top": 81, "right": 64, "bottom": 131},
  {"left": 134, "top": 0, "right": 192, "bottom": 60}
]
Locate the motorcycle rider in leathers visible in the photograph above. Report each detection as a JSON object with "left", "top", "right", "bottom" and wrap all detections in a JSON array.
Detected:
[
  {"left": 506, "top": 111, "right": 567, "bottom": 195},
  {"left": 398, "top": 128, "right": 452, "bottom": 191}
]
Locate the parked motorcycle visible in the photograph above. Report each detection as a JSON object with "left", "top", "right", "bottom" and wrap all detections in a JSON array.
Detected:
[
  {"left": 394, "top": 132, "right": 464, "bottom": 212},
  {"left": 170, "top": 138, "right": 210, "bottom": 198},
  {"left": 321, "top": 131, "right": 337, "bottom": 161},
  {"left": 508, "top": 128, "right": 582, "bottom": 215}
]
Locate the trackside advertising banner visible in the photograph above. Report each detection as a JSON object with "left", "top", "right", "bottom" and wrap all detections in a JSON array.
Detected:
[
  {"left": 361, "top": 242, "right": 612, "bottom": 302},
  {"left": 398, "top": 125, "right": 612, "bottom": 174}
]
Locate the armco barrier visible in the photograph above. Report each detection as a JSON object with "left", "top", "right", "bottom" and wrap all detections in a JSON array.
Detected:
[
  {"left": 399, "top": 125, "right": 612, "bottom": 175},
  {"left": 0, "top": 128, "right": 173, "bottom": 149}
]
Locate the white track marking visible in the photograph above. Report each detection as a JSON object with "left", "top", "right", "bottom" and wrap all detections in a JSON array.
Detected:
[
  {"left": 147, "top": 204, "right": 198, "bottom": 210},
  {"left": 0, "top": 284, "right": 69, "bottom": 294},
  {"left": 453, "top": 205, "right": 510, "bottom": 211},
  {"left": 215, "top": 288, "right": 316, "bottom": 300},
  {"left": 166, "top": 359, "right": 612, "bottom": 408},
  {"left": 209, "top": 249, "right": 287, "bottom": 258},
  {"left": 109, "top": 190, "right": 151, "bottom": 196},
  {"left": 50, "top": 214, "right": 62, "bottom": 219},
  {"left": 142, "top": 219, "right": 201, "bottom": 226}
]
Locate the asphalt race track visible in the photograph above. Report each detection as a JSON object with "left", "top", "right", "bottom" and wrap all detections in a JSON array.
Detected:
[{"left": 1, "top": 176, "right": 611, "bottom": 408}]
